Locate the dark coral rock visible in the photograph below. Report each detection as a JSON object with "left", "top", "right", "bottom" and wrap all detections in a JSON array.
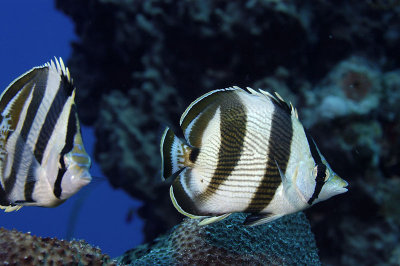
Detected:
[
  {"left": 301, "top": 55, "right": 400, "bottom": 264},
  {"left": 0, "top": 227, "right": 115, "bottom": 265},
  {"left": 117, "top": 212, "right": 321, "bottom": 265},
  {"left": 56, "top": 0, "right": 309, "bottom": 124}
]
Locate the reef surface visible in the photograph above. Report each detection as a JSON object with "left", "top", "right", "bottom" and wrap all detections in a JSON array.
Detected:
[
  {"left": 0, "top": 212, "right": 320, "bottom": 265},
  {"left": 0, "top": 227, "right": 114, "bottom": 265},
  {"left": 117, "top": 212, "right": 320, "bottom": 265}
]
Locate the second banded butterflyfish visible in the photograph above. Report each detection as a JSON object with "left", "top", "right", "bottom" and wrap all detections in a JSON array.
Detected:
[
  {"left": 161, "top": 86, "right": 348, "bottom": 226},
  {"left": 0, "top": 58, "right": 91, "bottom": 212}
]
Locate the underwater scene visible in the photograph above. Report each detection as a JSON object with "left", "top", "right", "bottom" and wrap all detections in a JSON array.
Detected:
[{"left": 0, "top": 0, "right": 399, "bottom": 265}]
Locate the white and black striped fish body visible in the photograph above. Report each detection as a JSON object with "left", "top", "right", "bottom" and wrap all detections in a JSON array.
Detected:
[
  {"left": 161, "top": 86, "right": 348, "bottom": 226},
  {"left": 0, "top": 58, "right": 91, "bottom": 212}
]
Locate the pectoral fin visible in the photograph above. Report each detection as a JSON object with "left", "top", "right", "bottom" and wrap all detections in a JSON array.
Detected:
[{"left": 275, "top": 160, "right": 288, "bottom": 185}]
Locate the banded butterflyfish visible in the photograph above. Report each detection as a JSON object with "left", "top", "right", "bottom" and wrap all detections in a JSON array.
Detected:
[
  {"left": 0, "top": 58, "right": 91, "bottom": 212},
  {"left": 161, "top": 86, "right": 348, "bottom": 226}
]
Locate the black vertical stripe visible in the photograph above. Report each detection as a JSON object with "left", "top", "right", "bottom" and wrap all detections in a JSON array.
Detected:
[
  {"left": 306, "top": 134, "right": 322, "bottom": 164},
  {"left": 61, "top": 104, "right": 77, "bottom": 158},
  {"left": 181, "top": 89, "right": 233, "bottom": 146},
  {"left": 187, "top": 104, "right": 220, "bottom": 148},
  {"left": 54, "top": 167, "right": 66, "bottom": 199},
  {"left": 0, "top": 186, "right": 9, "bottom": 205},
  {"left": 0, "top": 68, "right": 47, "bottom": 124},
  {"left": 306, "top": 134, "right": 327, "bottom": 205},
  {"left": 189, "top": 147, "right": 200, "bottom": 163},
  {"left": 161, "top": 128, "right": 176, "bottom": 179},
  {"left": 307, "top": 163, "right": 326, "bottom": 205},
  {"left": 4, "top": 79, "right": 38, "bottom": 130},
  {"left": 53, "top": 105, "right": 77, "bottom": 199},
  {"left": 245, "top": 103, "right": 293, "bottom": 212},
  {"left": 200, "top": 94, "right": 247, "bottom": 200},
  {"left": 4, "top": 82, "right": 46, "bottom": 194},
  {"left": 172, "top": 168, "right": 203, "bottom": 215},
  {"left": 34, "top": 75, "right": 74, "bottom": 164},
  {"left": 23, "top": 75, "right": 74, "bottom": 201},
  {"left": 23, "top": 162, "right": 37, "bottom": 203},
  {"left": 0, "top": 69, "right": 45, "bottom": 205},
  {"left": 60, "top": 71, "right": 75, "bottom": 96},
  {"left": 19, "top": 84, "right": 46, "bottom": 141}
]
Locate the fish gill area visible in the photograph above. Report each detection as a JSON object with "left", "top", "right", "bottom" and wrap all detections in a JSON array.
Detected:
[{"left": 41, "top": 0, "right": 400, "bottom": 264}]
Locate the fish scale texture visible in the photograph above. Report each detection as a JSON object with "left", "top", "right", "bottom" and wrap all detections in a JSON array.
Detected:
[
  {"left": 118, "top": 212, "right": 320, "bottom": 265},
  {"left": 0, "top": 227, "right": 115, "bottom": 265}
]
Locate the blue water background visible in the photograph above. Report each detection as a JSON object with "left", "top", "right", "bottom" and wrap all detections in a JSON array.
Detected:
[{"left": 0, "top": 1, "right": 143, "bottom": 257}]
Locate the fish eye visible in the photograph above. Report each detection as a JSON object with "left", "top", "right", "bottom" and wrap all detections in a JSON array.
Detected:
[
  {"left": 312, "top": 165, "right": 318, "bottom": 178},
  {"left": 324, "top": 168, "right": 330, "bottom": 182},
  {"left": 313, "top": 164, "right": 329, "bottom": 182}
]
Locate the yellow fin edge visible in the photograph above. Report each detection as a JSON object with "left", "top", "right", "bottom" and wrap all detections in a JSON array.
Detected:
[
  {"left": 0, "top": 205, "right": 22, "bottom": 212},
  {"left": 169, "top": 186, "right": 204, "bottom": 220},
  {"left": 198, "top": 213, "right": 232, "bottom": 226}
]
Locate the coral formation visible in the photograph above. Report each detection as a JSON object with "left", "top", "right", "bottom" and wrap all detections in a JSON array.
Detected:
[
  {"left": 55, "top": 0, "right": 400, "bottom": 264},
  {"left": 300, "top": 54, "right": 400, "bottom": 264},
  {"left": 0, "top": 227, "right": 114, "bottom": 265},
  {"left": 117, "top": 212, "right": 320, "bottom": 265},
  {"left": 302, "top": 56, "right": 382, "bottom": 127}
]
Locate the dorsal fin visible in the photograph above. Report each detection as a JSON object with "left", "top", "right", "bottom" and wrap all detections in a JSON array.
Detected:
[
  {"left": 0, "top": 57, "right": 74, "bottom": 123},
  {"left": 179, "top": 86, "right": 244, "bottom": 147},
  {"left": 258, "top": 89, "right": 292, "bottom": 115},
  {"left": 247, "top": 87, "right": 298, "bottom": 119},
  {"left": 44, "top": 57, "right": 72, "bottom": 83}
]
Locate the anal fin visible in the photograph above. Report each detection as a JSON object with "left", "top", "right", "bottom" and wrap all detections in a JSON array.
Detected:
[
  {"left": 0, "top": 205, "right": 22, "bottom": 212},
  {"left": 243, "top": 213, "right": 283, "bottom": 226},
  {"left": 170, "top": 169, "right": 203, "bottom": 220},
  {"left": 170, "top": 168, "right": 211, "bottom": 220}
]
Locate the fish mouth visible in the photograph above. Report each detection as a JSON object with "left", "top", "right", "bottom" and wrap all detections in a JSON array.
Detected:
[
  {"left": 79, "top": 171, "right": 92, "bottom": 183},
  {"left": 332, "top": 174, "right": 348, "bottom": 193}
]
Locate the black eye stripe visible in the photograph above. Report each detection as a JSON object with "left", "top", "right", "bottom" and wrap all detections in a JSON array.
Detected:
[
  {"left": 306, "top": 133, "right": 328, "bottom": 205},
  {"left": 53, "top": 156, "right": 66, "bottom": 199},
  {"left": 306, "top": 133, "right": 322, "bottom": 164},
  {"left": 307, "top": 164, "right": 327, "bottom": 205},
  {"left": 316, "top": 164, "right": 327, "bottom": 182}
]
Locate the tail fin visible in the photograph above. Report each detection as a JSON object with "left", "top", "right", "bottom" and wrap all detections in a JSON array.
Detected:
[{"left": 160, "top": 127, "right": 194, "bottom": 180}]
